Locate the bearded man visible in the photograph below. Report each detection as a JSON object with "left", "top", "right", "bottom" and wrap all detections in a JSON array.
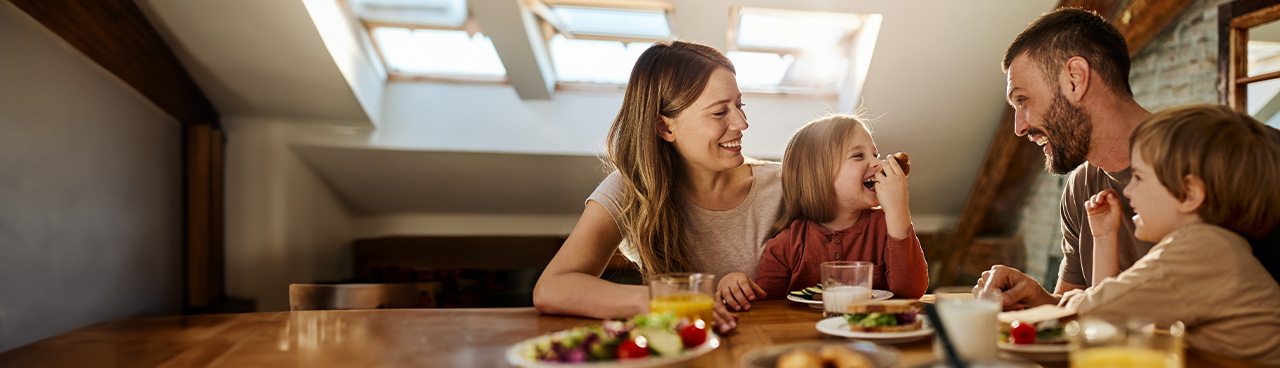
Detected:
[{"left": 977, "top": 8, "right": 1157, "bottom": 310}]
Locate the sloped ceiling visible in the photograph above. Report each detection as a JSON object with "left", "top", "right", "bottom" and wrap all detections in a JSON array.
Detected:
[
  {"left": 135, "top": 0, "right": 371, "bottom": 124},
  {"left": 294, "top": 145, "right": 608, "bottom": 215},
  {"left": 136, "top": 0, "right": 1060, "bottom": 221}
]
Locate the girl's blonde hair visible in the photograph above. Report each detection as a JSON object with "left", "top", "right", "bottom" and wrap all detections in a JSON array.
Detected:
[
  {"left": 605, "top": 40, "right": 735, "bottom": 277},
  {"left": 769, "top": 114, "right": 872, "bottom": 236},
  {"left": 1130, "top": 104, "right": 1280, "bottom": 280}
]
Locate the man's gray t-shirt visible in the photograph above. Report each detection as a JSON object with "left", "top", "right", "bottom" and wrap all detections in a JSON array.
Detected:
[
  {"left": 1059, "top": 163, "right": 1157, "bottom": 287},
  {"left": 587, "top": 161, "right": 784, "bottom": 279}
]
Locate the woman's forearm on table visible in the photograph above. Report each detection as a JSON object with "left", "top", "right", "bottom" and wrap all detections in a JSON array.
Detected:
[{"left": 533, "top": 273, "right": 648, "bottom": 318}]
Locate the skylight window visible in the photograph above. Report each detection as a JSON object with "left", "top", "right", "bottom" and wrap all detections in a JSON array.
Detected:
[
  {"left": 729, "top": 7, "right": 877, "bottom": 94},
  {"left": 373, "top": 28, "right": 506, "bottom": 77},
  {"left": 727, "top": 51, "right": 795, "bottom": 87},
  {"left": 735, "top": 9, "right": 862, "bottom": 51},
  {"left": 549, "top": 5, "right": 671, "bottom": 39},
  {"left": 549, "top": 35, "right": 650, "bottom": 84},
  {"left": 351, "top": 0, "right": 468, "bottom": 28},
  {"left": 533, "top": 1, "right": 673, "bottom": 86}
]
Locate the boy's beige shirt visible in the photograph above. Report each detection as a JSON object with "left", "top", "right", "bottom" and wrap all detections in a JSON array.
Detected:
[{"left": 1064, "top": 223, "right": 1280, "bottom": 365}]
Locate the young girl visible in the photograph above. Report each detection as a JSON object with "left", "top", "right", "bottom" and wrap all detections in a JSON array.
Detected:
[
  {"left": 754, "top": 114, "right": 929, "bottom": 300},
  {"left": 1068, "top": 104, "right": 1280, "bottom": 365}
]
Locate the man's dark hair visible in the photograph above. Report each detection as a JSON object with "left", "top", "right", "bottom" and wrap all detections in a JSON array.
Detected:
[{"left": 1003, "top": 8, "right": 1132, "bottom": 97}]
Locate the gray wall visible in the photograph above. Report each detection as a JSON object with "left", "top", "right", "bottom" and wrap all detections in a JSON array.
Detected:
[{"left": 0, "top": 3, "right": 183, "bottom": 351}]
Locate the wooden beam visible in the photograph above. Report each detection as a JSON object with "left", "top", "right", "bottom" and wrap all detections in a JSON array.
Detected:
[
  {"left": 1113, "top": 0, "right": 1195, "bottom": 57},
  {"left": 939, "top": 0, "right": 1192, "bottom": 286},
  {"left": 7, "top": 0, "right": 219, "bottom": 126}
]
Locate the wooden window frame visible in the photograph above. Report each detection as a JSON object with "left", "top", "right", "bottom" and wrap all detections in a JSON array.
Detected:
[{"left": 1219, "top": 0, "right": 1280, "bottom": 109}]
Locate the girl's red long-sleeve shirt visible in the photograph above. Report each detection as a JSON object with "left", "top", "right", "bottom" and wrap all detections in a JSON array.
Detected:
[{"left": 754, "top": 209, "right": 929, "bottom": 300}]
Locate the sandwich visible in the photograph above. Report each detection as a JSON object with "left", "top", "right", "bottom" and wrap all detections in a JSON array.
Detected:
[
  {"left": 843, "top": 300, "right": 922, "bottom": 332},
  {"left": 997, "top": 305, "right": 1076, "bottom": 345}
]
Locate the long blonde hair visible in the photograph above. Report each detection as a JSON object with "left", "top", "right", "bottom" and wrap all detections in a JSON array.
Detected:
[
  {"left": 770, "top": 114, "right": 872, "bottom": 236},
  {"left": 606, "top": 40, "right": 735, "bottom": 277}
]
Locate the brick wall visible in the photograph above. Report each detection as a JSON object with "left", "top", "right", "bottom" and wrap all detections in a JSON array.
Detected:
[
  {"left": 1130, "top": 0, "right": 1230, "bottom": 110},
  {"left": 1015, "top": 0, "right": 1228, "bottom": 288}
]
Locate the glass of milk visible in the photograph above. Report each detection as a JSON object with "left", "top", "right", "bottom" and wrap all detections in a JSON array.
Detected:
[
  {"left": 820, "top": 261, "right": 873, "bottom": 318},
  {"left": 933, "top": 286, "right": 1002, "bottom": 363}
]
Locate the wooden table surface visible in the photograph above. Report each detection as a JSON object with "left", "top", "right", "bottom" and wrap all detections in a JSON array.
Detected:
[{"left": 0, "top": 300, "right": 1260, "bottom": 367}]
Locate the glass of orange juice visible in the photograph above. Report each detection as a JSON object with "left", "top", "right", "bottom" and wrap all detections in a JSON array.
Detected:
[
  {"left": 648, "top": 273, "right": 716, "bottom": 324},
  {"left": 1067, "top": 316, "right": 1185, "bottom": 368}
]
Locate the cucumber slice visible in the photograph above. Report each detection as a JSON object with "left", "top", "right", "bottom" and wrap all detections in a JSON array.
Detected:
[{"left": 804, "top": 286, "right": 822, "bottom": 294}]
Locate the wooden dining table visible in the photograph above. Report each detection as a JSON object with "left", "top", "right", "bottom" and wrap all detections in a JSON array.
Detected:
[{"left": 0, "top": 300, "right": 1260, "bottom": 367}]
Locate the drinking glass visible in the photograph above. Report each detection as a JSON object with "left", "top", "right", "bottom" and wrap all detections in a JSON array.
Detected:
[
  {"left": 933, "top": 286, "right": 1002, "bottom": 363},
  {"left": 821, "top": 261, "right": 873, "bottom": 318},
  {"left": 648, "top": 273, "right": 716, "bottom": 324},
  {"left": 1067, "top": 316, "right": 1184, "bottom": 368}
]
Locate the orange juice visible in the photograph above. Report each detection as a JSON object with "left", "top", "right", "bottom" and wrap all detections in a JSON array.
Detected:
[
  {"left": 649, "top": 293, "right": 714, "bottom": 323},
  {"left": 1071, "top": 347, "right": 1174, "bottom": 368}
]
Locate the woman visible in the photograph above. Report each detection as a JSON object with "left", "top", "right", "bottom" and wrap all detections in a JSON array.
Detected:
[{"left": 532, "top": 40, "right": 782, "bottom": 333}]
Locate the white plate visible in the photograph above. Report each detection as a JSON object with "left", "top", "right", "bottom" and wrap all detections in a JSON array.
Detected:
[
  {"left": 506, "top": 331, "right": 720, "bottom": 368},
  {"left": 997, "top": 342, "right": 1069, "bottom": 363},
  {"left": 787, "top": 290, "right": 895, "bottom": 308},
  {"left": 815, "top": 317, "right": 933, "bottom": 343}
]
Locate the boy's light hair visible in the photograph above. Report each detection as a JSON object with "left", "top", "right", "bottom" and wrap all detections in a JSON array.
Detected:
[
  {"left": 1130, "top": 104, "right": 1280, "bottom": 240},
  {"left": 769, "top": 114, "right": 873, "bottom": 236}
]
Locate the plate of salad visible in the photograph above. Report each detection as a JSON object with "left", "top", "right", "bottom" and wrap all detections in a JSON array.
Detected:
[
  {"left": 506, "top": 312, "right": 719, "bottom": 368},
  {"left": 786, "top": 284, "right": 894, "bottom": 308}
]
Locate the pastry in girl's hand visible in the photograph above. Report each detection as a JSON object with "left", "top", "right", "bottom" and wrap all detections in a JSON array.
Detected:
[{"left": 889, "top": 152, "right": 910, "bottom": 176}]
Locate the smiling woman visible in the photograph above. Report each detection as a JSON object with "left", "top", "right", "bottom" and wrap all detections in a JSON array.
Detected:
[{"left": 532, "top": 40, "right": 784, "bottom": 334}]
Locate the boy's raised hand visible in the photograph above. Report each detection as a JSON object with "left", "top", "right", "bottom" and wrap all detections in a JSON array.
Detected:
[
  {"left": 1085, "top": 189, "right": 1123, "bottom": 281},
  {"left": 1084, "top": 189, "right": 1122, "bottom": 238},
  {"left": 715, "top": 272, "right": 766, "bottom": 312},
  {"left": 876, "top": 154, "right": 911, "bottom": 239}
]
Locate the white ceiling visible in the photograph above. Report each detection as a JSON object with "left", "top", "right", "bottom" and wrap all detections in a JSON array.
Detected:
[
  {"left": 134, "top": 0, "right": 1058, "bottom": 222},
  {"left": 135, "top": 0, "right": 373, "bottom": 124}
]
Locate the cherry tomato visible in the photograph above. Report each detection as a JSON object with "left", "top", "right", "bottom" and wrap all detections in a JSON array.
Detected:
[
  {"left": 616, "top": 336, "right": 649, "bottom": 360},
  {"left": 1010, "top": 320, "right": 1036, "bottom": 345},
  {"left": 679, "top": 319, "right": 707, "bottom": 348}
]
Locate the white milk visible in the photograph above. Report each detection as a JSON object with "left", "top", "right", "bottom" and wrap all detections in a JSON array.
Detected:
[
  {"left": 823, "top": 285, "right": 872, "bottom": 314},
  {"left": 934, "top": 298, "right": 1000, "bottom": 362}
]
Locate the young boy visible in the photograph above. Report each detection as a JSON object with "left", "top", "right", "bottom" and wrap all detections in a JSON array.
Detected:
[{"left": 1065, "top": 104, "right": 1280, "bottom": 365}]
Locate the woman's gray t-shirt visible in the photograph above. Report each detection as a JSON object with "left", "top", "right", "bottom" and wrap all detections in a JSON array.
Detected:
[{"left": 586, "top": 162, "right": 784, "bottom": 279}]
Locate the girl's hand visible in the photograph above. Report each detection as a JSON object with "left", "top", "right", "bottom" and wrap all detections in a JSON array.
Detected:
[
  {"left": 715, "top": 272, "right": 766, "bottom": 311},
  {"left": 875, "top": 154, "right": 910, "bottom": 214},
  {"left": 1085, "top": 189, "right": 1122, "bottom": 238},
  {"left": 876, "top": 154, "right": 912, "bottom": 239},
  {"left": 712, "top": 299, "right": 739, "bottom": 334}
]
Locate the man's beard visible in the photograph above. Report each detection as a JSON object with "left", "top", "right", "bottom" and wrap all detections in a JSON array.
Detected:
[{"left": 1034, "top": 91, "right": 1092, "bottom": 175}]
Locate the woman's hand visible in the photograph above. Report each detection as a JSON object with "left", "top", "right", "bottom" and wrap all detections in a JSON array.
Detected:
[
  {"left": 876, "top": 155, "right": 911, "bottom": 239},
  {"left": 715, "top": 272, "right": 766, "bottom": 311},
  {"left": 1085, "top": 189, "right": 1122, "bottom": 238}
]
